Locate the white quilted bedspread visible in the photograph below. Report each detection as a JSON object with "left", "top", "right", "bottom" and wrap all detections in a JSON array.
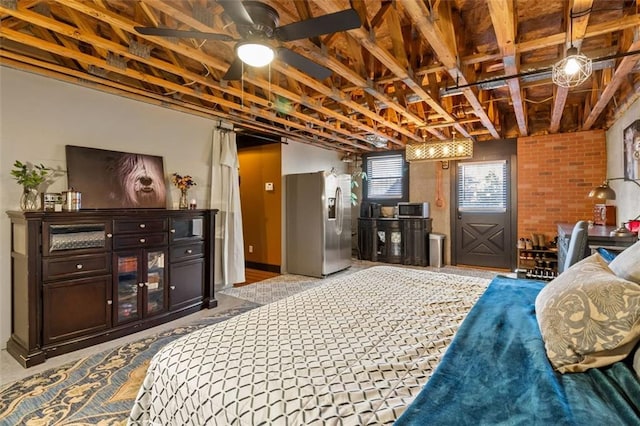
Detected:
[{"left": 128, "top": 266, "right": 489, "bottom": 425}]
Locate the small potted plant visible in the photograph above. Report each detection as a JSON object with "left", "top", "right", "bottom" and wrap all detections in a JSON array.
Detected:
[
  {"left": 171, "top": 172, "right": 197, "bottom": 209},
  {"left": 10, "top": 160, "right": 53, "bottom": 210}
]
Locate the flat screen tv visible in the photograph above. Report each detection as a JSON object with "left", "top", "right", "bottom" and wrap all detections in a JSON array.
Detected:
[{"left": 66, "top": 145, "right": 167, "bottom": 209}]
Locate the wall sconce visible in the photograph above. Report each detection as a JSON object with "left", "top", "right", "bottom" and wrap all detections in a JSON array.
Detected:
[{"left": 405, "top": 137, "right": 473, "bottom": 162}]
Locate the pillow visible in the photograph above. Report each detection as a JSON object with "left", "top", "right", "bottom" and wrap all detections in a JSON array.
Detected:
[
  {"left": 596, "top": 247, "right": 618, "bottom": 263},
  {"left": 608, "top": 239, "right": 640, "bottom": 283},
  {"left": 535, "top": 254, "right": 640, "bottom": 373}
]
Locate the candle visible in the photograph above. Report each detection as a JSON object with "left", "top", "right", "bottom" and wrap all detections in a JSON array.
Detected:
[{"left": 189, "top": 199, "right": 197, "bottom": 209}]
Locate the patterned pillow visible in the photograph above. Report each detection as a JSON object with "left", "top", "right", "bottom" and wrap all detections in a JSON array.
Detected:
[
  {"left": 608, "top": 239, "right": 640, "bottom": 283},
  {"left": 535, "top": 254, "right": 640, "bottom": 373}
]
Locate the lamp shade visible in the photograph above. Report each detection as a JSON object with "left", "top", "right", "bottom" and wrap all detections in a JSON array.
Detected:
[
  {"left": 588, "top": 181, "right": 616, "bottom": 200},
  {"left": 236, "top": 42, "right": 275, "bottom": 67},
  {"left": 552, "top": 46, "right": 592, "bottom": 88},
  {"left": 406, "top": 138, "right": 473, "bottom": 162}
]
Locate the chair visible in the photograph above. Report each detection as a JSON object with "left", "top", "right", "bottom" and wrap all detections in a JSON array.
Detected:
[{"left": 562, "top": 220, "right": 589, "bottom": 272}]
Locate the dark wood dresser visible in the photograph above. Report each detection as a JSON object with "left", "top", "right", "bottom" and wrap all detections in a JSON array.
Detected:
[
  {"left": 7, "top": 209, "right": 217, "bottom": 367},
  {"left": 358, "top": 218, "right": 432, "bottom": 265}
]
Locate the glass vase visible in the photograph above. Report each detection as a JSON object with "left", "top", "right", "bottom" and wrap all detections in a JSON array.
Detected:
[
  {"left": 20, "top": 187, "right": 40, "bottom": 211},
  {"left": 179, "top": 189, "right": 189, "bottom": 209}
]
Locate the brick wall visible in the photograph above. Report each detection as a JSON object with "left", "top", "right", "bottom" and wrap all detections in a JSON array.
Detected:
[{"left": 517, "top": 130, "right": 607, "bottom": 241}]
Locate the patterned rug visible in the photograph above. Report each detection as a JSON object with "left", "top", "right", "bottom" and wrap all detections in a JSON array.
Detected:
[
  {"left": 219, "top": 260, "right": 504, "bottom": 305},
  {"left": 0, "top": 303, "right": 259, "bottom": 425}
]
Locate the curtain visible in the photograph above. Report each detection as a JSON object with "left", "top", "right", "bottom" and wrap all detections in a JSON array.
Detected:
[{"left": 210, "top": 128, "right": 245, "bottom": 287}]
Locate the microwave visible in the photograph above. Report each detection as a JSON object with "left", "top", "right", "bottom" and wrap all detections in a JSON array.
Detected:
[{"left": 397, "top": 202, "right": 430, "bottom": 218}]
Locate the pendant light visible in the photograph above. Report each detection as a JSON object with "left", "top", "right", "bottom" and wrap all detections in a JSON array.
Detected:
[{"left": 552, "top": 9, "right": 592, "bottom": 88}]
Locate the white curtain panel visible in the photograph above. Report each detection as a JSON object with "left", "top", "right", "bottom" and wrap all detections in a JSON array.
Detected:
[{"left": 210, "top": 128, "right": 246, "bottom": 287}]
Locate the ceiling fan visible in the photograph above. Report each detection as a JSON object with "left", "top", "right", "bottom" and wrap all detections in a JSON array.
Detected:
[{"left": 134, "top": 1, "right": 361, "bottom": 81}]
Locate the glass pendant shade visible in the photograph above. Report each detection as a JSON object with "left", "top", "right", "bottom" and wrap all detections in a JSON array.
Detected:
[{"left": 236, "top": 42, "right": 275, "bottom": 67}]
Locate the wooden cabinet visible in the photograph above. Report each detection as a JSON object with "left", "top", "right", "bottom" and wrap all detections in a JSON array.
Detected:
[
  {"left": 358, "top": 218, "right": 432, "bottom": 265},
  {"left": 7, "top": 209, "right": 217, "bottom": 368}
]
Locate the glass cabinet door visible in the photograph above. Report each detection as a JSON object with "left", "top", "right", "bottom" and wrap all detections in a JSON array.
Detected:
[
  {"left": 146, "top": 250, "right": 166, "bottom": 316},
  {"left": 170, "top": 217, "right": 204, "bottom": 242},
  {"left": 115, "top": 253, "right": 140, "bottom": 324}
]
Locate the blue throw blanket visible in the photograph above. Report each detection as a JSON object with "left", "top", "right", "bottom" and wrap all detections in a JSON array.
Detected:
[{"left": 396, "top": 276, "right": 640, "bottom": 426}]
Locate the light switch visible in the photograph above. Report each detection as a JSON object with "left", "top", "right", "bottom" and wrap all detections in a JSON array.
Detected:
[{"left": 265, "top": 182, "right": 274, "bottom": 191}]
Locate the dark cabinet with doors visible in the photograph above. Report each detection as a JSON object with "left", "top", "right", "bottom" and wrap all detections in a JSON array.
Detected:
[
  {"left": 7, "top": 209, "right": 217, "bottom": 368},
  {"left": 358, "top": 218, "right": 432, "bottom": 265}
]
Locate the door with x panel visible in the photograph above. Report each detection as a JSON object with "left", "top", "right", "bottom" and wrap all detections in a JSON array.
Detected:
[{"left": 454, "top": 160, "right": 512, "bottom": 269}]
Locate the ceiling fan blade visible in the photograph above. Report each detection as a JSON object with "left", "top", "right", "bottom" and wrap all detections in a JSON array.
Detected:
[
  {"left": 134, "top": 26, "right": 236, "bottom": 41},
  {"left": 218, "top": 0, "right": 254, "bottom": 26},
  {"left": 277, "top": 48, "right": 331, "bottom": 80},
  {"left": 274, "top": 9, "right": 361, "bottom": 42},
  {"left": 222, "top": 57, "right": 244, "bottom": 80}
]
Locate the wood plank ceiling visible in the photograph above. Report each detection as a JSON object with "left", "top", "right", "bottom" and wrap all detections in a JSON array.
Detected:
[{"left": 1, "top": 0, "right": 639, "bottom": 155}]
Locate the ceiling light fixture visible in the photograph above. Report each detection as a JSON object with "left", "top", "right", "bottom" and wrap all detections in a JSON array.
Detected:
[
  {"left": 405, "top": 136, "right": 474, "bottom": 162},
  {"left": 236, "top": 42, "right": 275, "bottom": 67},
  {"left": 552, "top": 10, "right": 592, "bottom": 88}
]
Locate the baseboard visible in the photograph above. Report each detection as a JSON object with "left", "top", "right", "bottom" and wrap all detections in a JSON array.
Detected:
[{"left": 245, "top": 261, "right": 281, "bottom": 273}]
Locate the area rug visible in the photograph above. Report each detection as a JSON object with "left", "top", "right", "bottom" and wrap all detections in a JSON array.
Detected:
[
  {"left": 0, "top": 302, "right": 259, "bottom": 425},
  {"left": 219, "top": 261, "right": 503, "bottom": 305}
]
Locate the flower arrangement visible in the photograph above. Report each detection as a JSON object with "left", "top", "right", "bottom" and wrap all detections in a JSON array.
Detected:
[{"left": 171, "top": 173, "right": 197, "bottom": 191}]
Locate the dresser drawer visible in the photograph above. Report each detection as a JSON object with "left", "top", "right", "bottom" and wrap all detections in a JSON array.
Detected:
[
  {"left": 113, "top": 233, "right": 167, "bottom": 249},
  {"left": 114, "top": 219, "right": 167, "bottom": 234},
  {"left": 43, "top": 253, "right": 111, "bottom": 281},
  {"left": 170, "top": 242, "right": 204, "bottom": 261}
]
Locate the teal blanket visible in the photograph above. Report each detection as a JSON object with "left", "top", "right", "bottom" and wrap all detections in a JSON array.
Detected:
[{"left": 396, "top": 276, "right": 640, "bottom": 426}]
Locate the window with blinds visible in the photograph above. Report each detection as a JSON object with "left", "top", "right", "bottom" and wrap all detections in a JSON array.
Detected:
[
  {"left": 363, "top": 152, "right": 407, "bottom": 202},
  {"left": 457, "top": 160, "right": 507, "bottom": 211}
]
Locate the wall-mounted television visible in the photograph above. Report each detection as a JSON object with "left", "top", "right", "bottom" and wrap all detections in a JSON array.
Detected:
[{"left": 65, "top": 145, "right": 167, "bottom": 209}]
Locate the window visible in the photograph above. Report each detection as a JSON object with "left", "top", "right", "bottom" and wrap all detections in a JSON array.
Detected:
[
  {"left": 457, "top": 160, "right": 507, "bottom": 211},
  {"left": 362, "top": 151, "right": 408, "bottom": 204}
]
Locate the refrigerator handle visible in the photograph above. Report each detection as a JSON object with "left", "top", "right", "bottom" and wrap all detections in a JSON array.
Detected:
[{"left": 335, "top": 186, "right": 343, "bottom": 235}]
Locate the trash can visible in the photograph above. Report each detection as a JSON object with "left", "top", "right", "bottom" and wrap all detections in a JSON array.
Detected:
[{"left": 429, "top": 233, "right": 446, "bottom": 268}]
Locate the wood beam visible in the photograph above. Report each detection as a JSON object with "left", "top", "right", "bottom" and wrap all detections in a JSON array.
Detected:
[
  {"left": 402, "top": 0, "right": 500, "bottom": 139},
  {"left": 583, "top": 28, "right": 640, "bottom": 129},
  {"left": 487, "top": 0, "right": 527, "bottom": 136}
]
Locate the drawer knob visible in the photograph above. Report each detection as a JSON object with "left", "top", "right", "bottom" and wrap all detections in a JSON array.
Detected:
[
  {"left": 170, "top": 229, "right": 176, "bottom": 233},
  {"left": 107, "top": 233, "right": 113, "bottom": 238},
  {"left": 76, "top": 264, "right": 83, "bottom": 269},
  {"left": 107, "top": 300, "right": 113, "bottom": 305},
  {"left": 170, "top": 286, "right": 176, "bottom": 290},
  {"left": 139, "top": 223, "right": 146, "bottom": 228},
  {"left": 186, "top": 249, "right": 193, "bottom": 254},
  {"left": 139, "top": 238, "right": 146, "bottom": 243},
  {"left": 138, "top": 282, "right": 145, "bottom": 287}
]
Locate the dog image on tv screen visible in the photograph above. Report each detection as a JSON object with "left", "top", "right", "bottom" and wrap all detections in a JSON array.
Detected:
[{"left": 66, "top": 145, "right": 167, "bottom": 209}]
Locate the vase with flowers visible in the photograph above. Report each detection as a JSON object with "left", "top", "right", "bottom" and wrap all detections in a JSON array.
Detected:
[
  {"left": 11, "top": 160, "right": 53, "bottom": 211},
  {"left": 171, "top": 172, "right": 196, "bottom": 209}
]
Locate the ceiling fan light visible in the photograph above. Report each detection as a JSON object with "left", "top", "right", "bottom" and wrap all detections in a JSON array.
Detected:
[{"left": 236, "top": 42, "right": 275, "bottom": 67}]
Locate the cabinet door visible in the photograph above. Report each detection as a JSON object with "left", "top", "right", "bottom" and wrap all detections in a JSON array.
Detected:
[
  {"left": 43, "top": 221, "right": 112, "bottom": 255},
  {"left": 144, "top": 249, "right": 167, "bottom": 317},
  {"left": 169, "top": 259, "right": 204, "bottom": 311},
  {"left": 170, "top": 216, "right": 204, "bottom": 243},
  {"left": 43, "top": 275, "right": 112, "bottom": 345},
  {"left": 114, "top": 251, "right": 142, "bottom": 325}
]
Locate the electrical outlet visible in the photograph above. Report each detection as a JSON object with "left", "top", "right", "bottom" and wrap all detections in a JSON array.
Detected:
[
  {"left": 265, "top": 182, "right": 274, "bottom": 191},
  {"left": 248, "top": 245, "right": 253, "bottom": 253}
]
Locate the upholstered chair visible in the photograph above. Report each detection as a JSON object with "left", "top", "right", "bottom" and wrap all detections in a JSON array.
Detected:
[{"left": 562, "top": 220, "right": 589, "bottom": 272}]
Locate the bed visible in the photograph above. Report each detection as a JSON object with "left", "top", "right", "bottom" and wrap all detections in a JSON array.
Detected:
[{"left": 128, "top": 259, "right": 640, "bottom": 425}]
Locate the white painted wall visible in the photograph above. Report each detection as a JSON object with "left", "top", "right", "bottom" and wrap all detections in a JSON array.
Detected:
[
  {"left": 280, "top": 141, "right": 345, "bottom": 272},
  {"left": 0, "top": 66, "right": 336, "bottom": 351},
  {"left": 605, "top": 97, "right": 640, "bottom": 227}
]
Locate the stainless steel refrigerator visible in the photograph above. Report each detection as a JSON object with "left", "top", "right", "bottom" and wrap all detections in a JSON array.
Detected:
[{"left": 286, "top": 171, "right": 352, "bottom": 277}]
